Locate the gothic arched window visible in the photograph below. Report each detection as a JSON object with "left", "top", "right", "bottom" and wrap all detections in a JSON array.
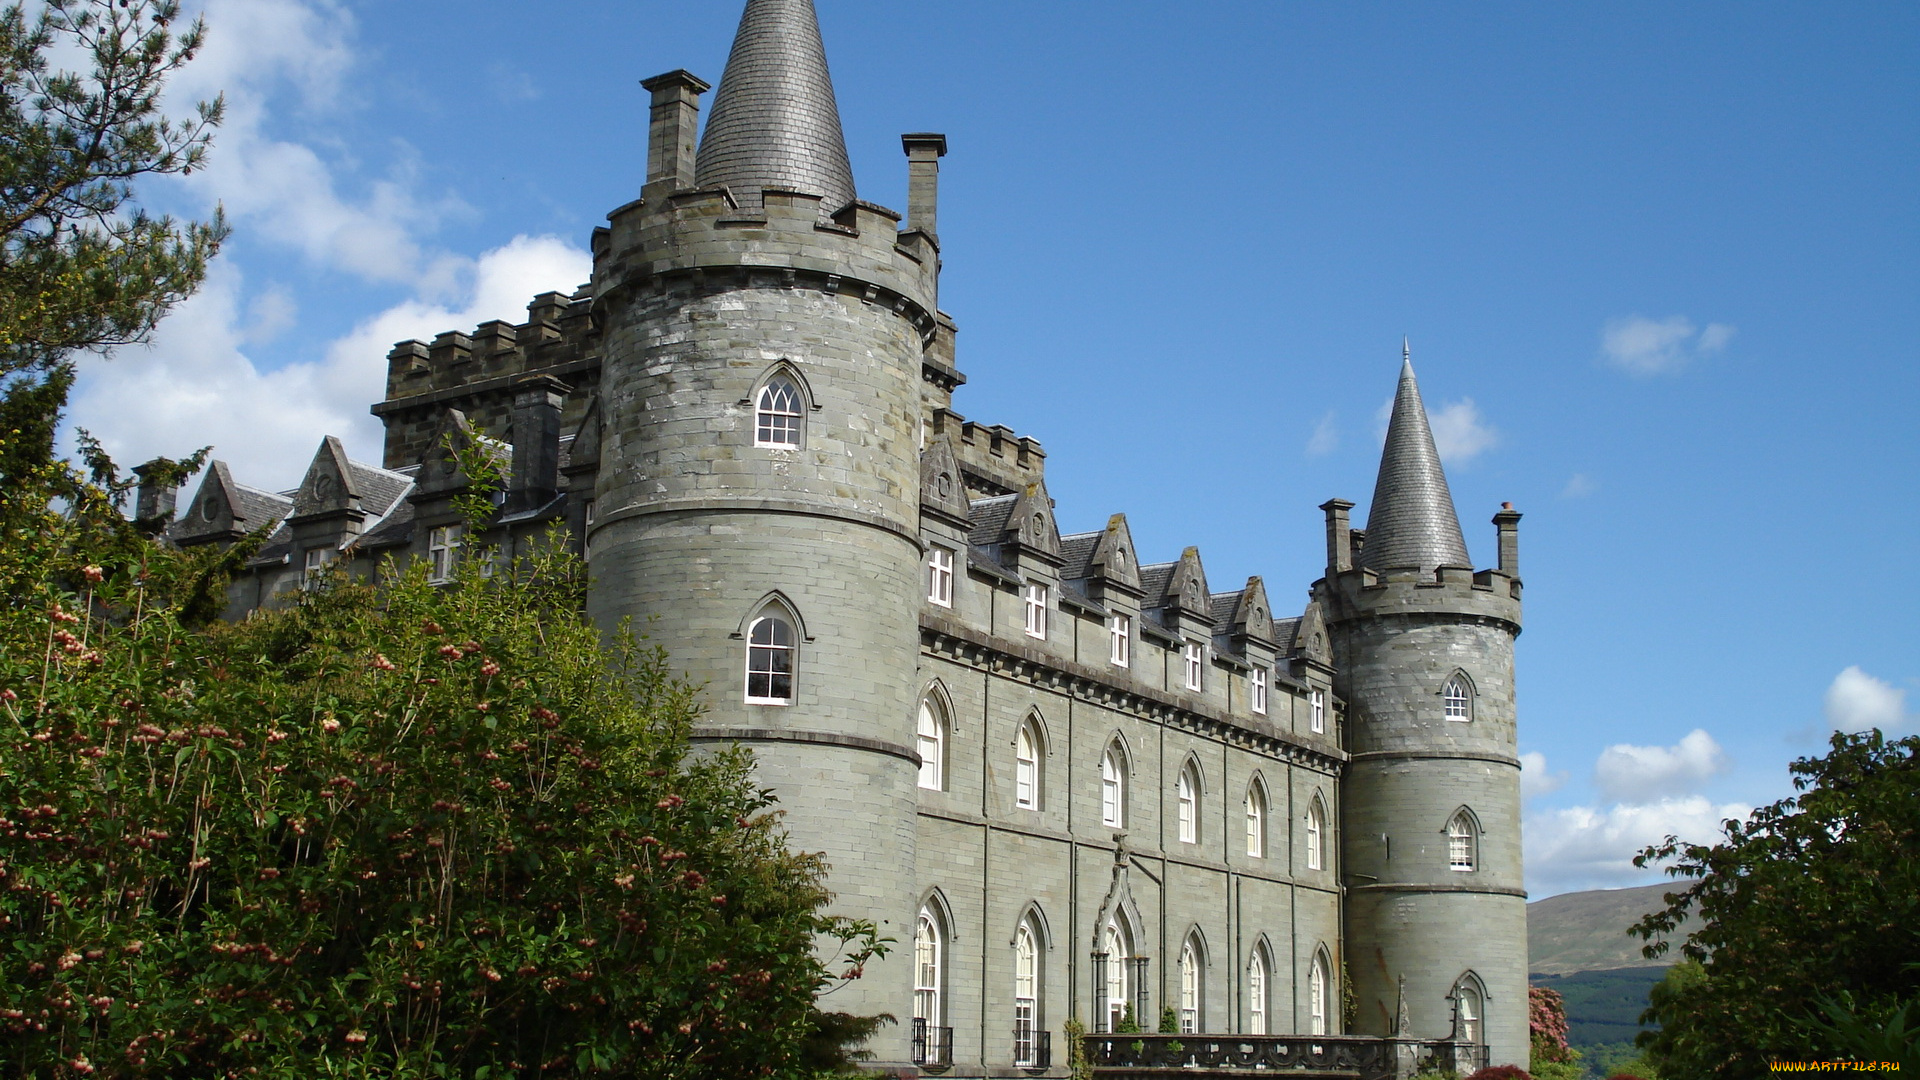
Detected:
[
  {"left": 917, "top": 695, "right": 947, "bottom": 791},
  {"left": 1014, "top": 918, "right": 1043, "bottom": 1065},
  {"left": 1178, "top": 936, "right": 1203, "bottom": 1033},
  {"left": 1309, "top": 949, "right": 1333, "bottom": 1035},
  {"left": 754, "top": 373, "right": 805, "bottom": 449},
  {"left": 1248, "top": 944, "right": 1271, "bottom": 1035},
  {"left": 1015, "top": 718, "right": 1043, "bottom": 810},
  {"left": 1448, "top": 809, "right": 1479, "bottom": 872},
  {"left": 1452, "top": 972, "right": 1487, "bottom": 1044},
  {"left": 1101, "top": 918, "right": 1133, "bottom": 1033},
  {"left": 913, "top": 907, "right": 946, "bottom": 1064},
  {"left": 1306, "top": 795, "right": 1326, "bottom": 871},
  {"left": 1177, "top": 762, "right": 1200, "bottom": 844},
  {"left": 1443, "top": 673, "right": 1473, "bottom": 722},
  {"left": 1100, "top": 744, "right": 1127, "bottom": 829},
  {"left": 744, "top": 606, "right": 795, "bottom": 705},
  {"left": 1245, "top": 780, "right": 1268, "bottom": 859}
]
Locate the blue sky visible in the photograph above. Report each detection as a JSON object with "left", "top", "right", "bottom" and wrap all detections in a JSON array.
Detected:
[{"left": 67, "top": 1, "right": 1918, "bottom": 897}]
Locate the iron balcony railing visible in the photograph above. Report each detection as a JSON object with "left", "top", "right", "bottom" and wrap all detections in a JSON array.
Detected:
[
  {"left": 1082, "top": 1032, "right": 1486, "bottom": 1080},
  {"left": 911, "top": 1017, "right": 953, "bottom": 1068},
  {"left": 1014, "top": 1027, "right": 1052, "bottom": 1068}
]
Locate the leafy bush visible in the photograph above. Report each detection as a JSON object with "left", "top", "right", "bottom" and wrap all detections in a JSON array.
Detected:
[{"left": 1466, "top": 1066, "right": 1533, "bottom": 1080}]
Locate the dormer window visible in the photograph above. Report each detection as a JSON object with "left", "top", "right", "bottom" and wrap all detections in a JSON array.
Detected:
[
  {"left": 1183, "top": 641, "right": 1204, "bottom": 692},
  {"left": 1109, "top": 613, "right": 1130, "bottom": 667},
  {"left": 1023, "top": 582, "right": 1048, "bottom": 640},
  {"left": 428, "top": 525, "right": 461, "bottom": 584},
  {"left": 1250, "top": 667, "right": 1268, "bottom": 715},
  {"left": 1310, "top": 689, "right": 1326, "bottom": 734},
  {"left": 754, "top": 375, "right": 804, "bottom": 449},
  {"left": 302, "top": 547, "right": 333, "bottom": 589},
  {"left": 927, "top": 545, "right": 954, "bottom": 607}
]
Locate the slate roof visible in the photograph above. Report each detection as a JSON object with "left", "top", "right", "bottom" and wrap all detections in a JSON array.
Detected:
[
  {"left": 1210, "top": 591, "right": 1244, "bottom": 634},
  {"left": 231, "top": 484, "right": 293, "bottom": 529},
  {"left": 695, "top": 0, "right": 856, "bottom": 211},
  {"left": 1058, "top": 531, "right": 1101, "bottom": 581},
  {"left": 1138, "top": 563, "right": 1175, "bottom": 606},
  {"left": 347, "top": 462, "right": 413, "bottom": 519},
  {"left": 1358, "top": 352, "right": 1471, "bottom": 573},
  {"left": 1272, "top": 617, "right": 1301, "bottom": 654},
  {"left": 356, "top": 498, "right": 416, "bottom": 550},
  {"left": 968, "top": 494, "right": 1017, "bottom": 548}
]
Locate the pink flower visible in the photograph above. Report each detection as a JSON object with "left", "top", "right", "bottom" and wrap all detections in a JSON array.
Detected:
[
  {"left": 0, "top": 690, "right": 15, "bottom": 702},
  {"left": 320, "top": 717, "right": 341, "bottom": 734},
  {"left": 345, "top": 1030, "right": 367, "bottom": 1045},
  {"left": 480, "top": 660, "right": 501, "bottom": 677},
  {"left": 371, "top": 654, "right": 397, "bottom": 672},
  {"left": 82, "top": 566, "right": 104, "bottom": 583},
  {"left": 655, "top": 795, "right": 684, "bottom": 811}
]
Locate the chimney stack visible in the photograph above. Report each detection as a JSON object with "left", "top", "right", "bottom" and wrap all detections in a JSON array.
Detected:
[
  {"left": 1320, "top": 499, "right": 1355, "bottom": 576},
  {"left": 640, "top": 69, "right": 710, "bottom": 197},
  {"left": 1494, "top": 503, "right": 1522, "bottom": 576},
  {"left": 901, "top": 133, "right": 947, "bottom": 238},
  {"left": 508, "top": 375, "right": 569, "bottom": 512},
  {"left": 132, "top": 459, "right": 178, "bottom": 532}
]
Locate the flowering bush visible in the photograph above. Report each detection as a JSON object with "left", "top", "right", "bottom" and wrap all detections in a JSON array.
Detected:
[
  {"left": 1465, "top": 1066, "right": 1532, "bottom": 1080},
  {"left": 0, "top": 456, "right": 883, "bottom": 1076}
]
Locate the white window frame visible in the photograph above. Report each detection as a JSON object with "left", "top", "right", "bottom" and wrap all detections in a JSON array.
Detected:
[
  {"left": 1102, "top": 921, "right": 1131, "bottom": 1033},
  {"left": 744, "top": 613, "right": 796, "bottom": 705},
  {"left": 1448, "top": 811, "right": 1477, "bottom": 872},
  {"left": 917, "top": 699, "right": 945, "bottom": 791},
  {"left": 1456, "top": 981, "right": 1482, "bottom": 1043},
  {"left": 1015, "top": 721, "right": 1040, "bottom": 810},
  {"left": 1444, "top": 675, "right": 1472, "bottom": 722},
  {"left": 1306, "top": 797, "right": 1325, "bottom": 871},
  {"left": 1310, "top": 689, "right": 1326, "bottom": 734},
  {"left": 1178, "top": 940, "right": 1200, "bottom": 1034},
  {"left": 1109, "top": 612, "right": 1130, "bottom": 668},
  {"left": 1183, "top": 640, "right": 1204, "bottom": 692},
  {"left": 754, "top": 375, "right": 804, "bottom": 449},
  {"left": 1023, "top": 582, "right": 1049, "bottom": 639},
  {"left": 427, "top": 524, "right": 461, "bottom": 584},
  {"left": 1250, "top": 666, "right": 1268, "bottom": 715},
  {"left": 1014, "top": 922, "right": 1040, "bottom": 1066},
  {"left": 1249, "top": 948, "right": 1269, "bottom": 1035},
  {"left": 1245, "top": 784, "right": 1266, "bottom": 859},
  {"left": 927, "top": 545, "right": 954, "bottom": 608},
  {"left": 915, "top": 909, "right": 942, "bottom": 1033},
  {"left": 1176, "top": 765, "right": 1198, "bottom": 844},
  {"left": 1309, "top": 952, "right": 1330, "bottom": 1035},
  {"left": 302, "top": 547, "right": 333, "bottom": 590},
  {"left": 1100, "top": 747, "right": 1126, "bottom": 829}
]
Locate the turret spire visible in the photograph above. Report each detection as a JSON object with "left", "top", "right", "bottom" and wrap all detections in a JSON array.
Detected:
[
  {"left": 695, "top": 0, "right": 856, "bottom": 211},
  {"left": 1358, "top": 347, "right": 1472, "bottom": 573}
]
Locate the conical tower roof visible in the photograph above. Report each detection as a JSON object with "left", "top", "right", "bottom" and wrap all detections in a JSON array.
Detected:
[
  {"left": 695, "top": 0, "right": 855, "bottom": 211},
  {"left": 1359, "top": 346, "right": 1472, "bottom": 573}
]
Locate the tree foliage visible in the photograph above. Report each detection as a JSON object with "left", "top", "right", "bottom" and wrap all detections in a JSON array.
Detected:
[
  {"left": 1630, "top": 730, "right": 1920, "bottom": 1078},
  {"left": 0, "top": 447, "right": 885, "bottom": 1077},
  {"left": 0, "top": 0, "right": 225, "bottom": 380}
]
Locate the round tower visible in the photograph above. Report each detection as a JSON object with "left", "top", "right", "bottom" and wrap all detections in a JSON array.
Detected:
[
  {"left": 1316, "top": 350, "right": 1529, "bottom": 1069},
  {"left": 585, "top": 1, "right": 939, "bottom": 1064}
]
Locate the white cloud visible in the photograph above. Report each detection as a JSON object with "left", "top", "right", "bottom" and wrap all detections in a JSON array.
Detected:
[
  {"left": 1599, "top": 315, "right": 1736, "bottom": 376},
  {"left": 1306, "top": 411, "right": 1338, "bottom": 456},
  {"left": 1429, "top": 397, "right": 1498, "bottom": 464},
  {"left": 1525, "top": 795, "right": 1750, "bottom": 897},
  {"left": 67, "top": 235, "right": 591, "bottom": 492},
  {"left": 1520, "top": 751, "right": 1567, "bottom": 801},
  {"left": 1593, "top": 729, "right": 1730, "bottom": 804},
  {"left": 1824, "top": 666, "right": 1910, "bottom": 734},
  {"left": 1560, "top": 473, "right": 1596, "bottom": 499}
]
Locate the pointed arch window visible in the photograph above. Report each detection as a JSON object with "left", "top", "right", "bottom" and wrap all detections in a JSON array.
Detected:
[
  {"left": 1248, "top": 945, "right": 1271, "bottom": 1035},
  {"left": 744, "top": 605, "right": 796, "bottom": 705},
  {"left": 1443, "top": 674, "right": 1473, "bottom": 722},
  {"left": 1100, "top": 919, "right": 1133, "bottom": 1033},
  {"left": 1448, "top": 809, "right": 1478, "bottom": 872},
  {"left": 1309, "top": 950, "right": 1332, "bottom": 1035},
  {"left": 1176, "top": 762, "right": 1200, "bottom": 844},
  {"left": 754, "top": 374, "right": 805, "bottom": 449},
  {"left": 1245, "top": 781, "right": 1268, "bottom": 859},
  {"left": 1452, "top": 973, "right": 1486, "bottom": 1044},
  {"left": 917, "top": 696, "right": 947, "bottom": 791},
  {"left": 1178, "top": 938, "right": 1202, "bottom": 1034},
  {"left": 1100, "top": 745, "right": 1127, "bottom": 829},
  {"left": 1306, "top": 796, "right": 1326, "bottom": 871},
  {"left": 913, "top": 907, "right": 947, "bottom": 1065},
  {"left": 1014, "top": 918, "right": 1042, "bottom": 1066},
  {"left": 1016, "top": 718, "right": 1044, "bottom": 810}
]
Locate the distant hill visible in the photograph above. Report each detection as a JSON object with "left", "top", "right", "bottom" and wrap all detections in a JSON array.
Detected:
[
  {"left": 1531, "top": 967, "right": 1669, "bottom": 1052},
  {"left": 1528, "top": 882, "right": 1690, "bottom": 976}
]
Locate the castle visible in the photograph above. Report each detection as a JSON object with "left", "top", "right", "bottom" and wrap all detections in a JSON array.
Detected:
[{"left": 138, "top": 1, "right": 1529, "bottom": 1073}]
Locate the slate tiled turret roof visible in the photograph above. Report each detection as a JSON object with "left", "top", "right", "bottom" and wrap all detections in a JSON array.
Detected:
[
  {"left": 695, "top": 0, "right": 856, "bottom": 211},
  {"left": 1358, "top": 350, "right": 1472, "bottom": 574}
]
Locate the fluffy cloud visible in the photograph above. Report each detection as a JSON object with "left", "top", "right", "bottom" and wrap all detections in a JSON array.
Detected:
[
  {"left": 1599, "top": 315, "right": 1736, "bottom": 376},
  {"left": 1306, "top": 411, "right": 1338, "bottom": 457},
  {"left": 1593, "top": 729, "right": 1730, "bottom": 804},
  {"left": 1824, "top": 666, "right": 1910, "bottom": 734},
  {"left": 1560, "top": 473, "right": 1596, "bottom": 499},
  {"left": 1525, "top": 795, "right": 1750, "bottom": 897},
  {"left": 68, "top": 235, "right": 591, "bottom": 493},
  {"left": 1520, "top": 751, "right": 1567, "bottom": 800},
  {"left": 1429, "top": 397, "right": 1498, "bottom": 464}
]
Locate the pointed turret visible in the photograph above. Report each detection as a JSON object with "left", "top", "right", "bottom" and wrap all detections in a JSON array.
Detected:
[
  {"left": 695, "top": 0, "right": 855, "bottom": 211},
  {"left": 1358, "top": 345, "right": 1472, "bottom": 573}
]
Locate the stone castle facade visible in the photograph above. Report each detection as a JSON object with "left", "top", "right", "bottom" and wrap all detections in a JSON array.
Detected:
[{"left": 140, "top": 1, "right": 1529, "bottom": 1073}]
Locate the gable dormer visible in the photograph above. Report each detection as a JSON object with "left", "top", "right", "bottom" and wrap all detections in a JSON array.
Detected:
[
  {"left": 1086, "top": 513, "right": 1142, "bottom": 600},
  {"left": 290, "top": 436, "right": 361, "bottom": 522},
  {"left": 971, "top": 480, "right": 1061, "bottom": 579},
  {"left": 173, "top": 461, "right": 286, "bottom": 548},
  {"left": 412, "top": 409, "right": 488, "bottom": 500},
  {"left": 1159, "top": 546, "right": 1212, "bottom": 639},
  {"left": 1222, "top": 575, "right": 1279, "bottom": 676},
  {"left": 919, "top": 432, "right": 972, "bottom": 533}
]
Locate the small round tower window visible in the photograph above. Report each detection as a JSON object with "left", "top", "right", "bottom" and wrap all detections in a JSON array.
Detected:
[
  {"left": 200, "top": 498, "right": 219, "bottom": 522},
  {"left": 937, "top": 472, "right": 951, "bottom": 497}
]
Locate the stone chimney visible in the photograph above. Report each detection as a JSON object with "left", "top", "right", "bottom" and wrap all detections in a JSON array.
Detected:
[
  {"left": 902, "top": 132, "right": 947, "bottom": 238},
  {"left": 1320, "top": 498, "right": 1354, "bottom": 576},
  {"left": 508, "top": 374, "right": 568, "bottom": 512},
  {"left": 640, "top": 69, "right": 710, "bottom": 198},
  {"left": 132, "top": 459, "right": 178, "bottom": 532},
  {"left": 1494, "top": 503, "right": 1522, "bottom": 576}
]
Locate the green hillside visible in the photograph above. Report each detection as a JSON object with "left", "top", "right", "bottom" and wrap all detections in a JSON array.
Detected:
[
  {"left": 1532, "top": 967, "right": 1668, "bottom": 1049},
  {"left": 1528, "top": 883, "right": 1687, "bottom": 975}
]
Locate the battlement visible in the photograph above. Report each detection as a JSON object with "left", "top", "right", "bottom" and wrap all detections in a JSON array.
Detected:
[
  {"left": 372, "top": 288, "right": 600, "bottom": 471},
  {"left": 591, "top": 181, "right": 940, "bottom": 345},
  {"left": 930, "top": 407, "right": 1045, "bottom": 497},
  {"left": 1315, "top": 501, "right": 1524, "bottom": 630}
]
